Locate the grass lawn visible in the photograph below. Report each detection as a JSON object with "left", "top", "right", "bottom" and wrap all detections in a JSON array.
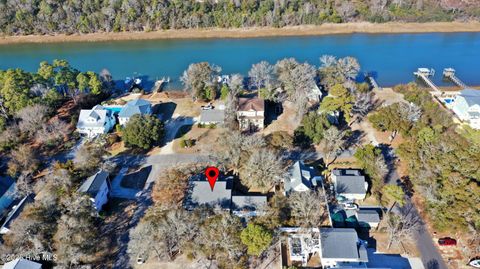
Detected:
[{"left": 172, "top": 125, "right": 223, "bottom": 153}]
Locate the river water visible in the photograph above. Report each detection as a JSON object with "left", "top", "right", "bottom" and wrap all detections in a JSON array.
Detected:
[{"left": 0, "top": 32, "right": 479, "bottom": 89}]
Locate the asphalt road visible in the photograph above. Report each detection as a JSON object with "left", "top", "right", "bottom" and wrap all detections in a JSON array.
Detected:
[{"left": 385, "top": 149, "right": 448, "bottom": 269}]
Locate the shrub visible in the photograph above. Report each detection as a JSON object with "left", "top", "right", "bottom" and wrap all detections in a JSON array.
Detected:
[
  {"left": 123, "top": 114, "right": 164, "bottom": 150},
  {"left": 240, "top": 224, "right": 273, "bottom": 256}
]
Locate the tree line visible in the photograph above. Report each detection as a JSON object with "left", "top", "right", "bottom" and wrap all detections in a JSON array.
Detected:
[
  {"left": 368, "top": 83, "right": 480, "bottom": 234},
  {"left": 1, "top": 0, "right": 478, "bottom": 35}
]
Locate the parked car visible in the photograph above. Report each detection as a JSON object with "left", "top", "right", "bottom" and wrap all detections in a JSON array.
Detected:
[
  {"left": 438, "top": 237, "right": 457, "bottom": 246},
  {"left": 136, "top": 254, "right": 146, "bottom": 264},
  {"left": 469, "top": 257, "right": 480, "bottom": 268},
  {"left": 343, "top": 203, "right": 358, "bottom": 210}
]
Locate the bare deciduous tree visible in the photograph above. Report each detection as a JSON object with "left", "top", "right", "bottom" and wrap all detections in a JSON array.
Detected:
[
  {"left": 180, "top": 62, "right": 221, "bottom": 99},
  {"left": 289, "top": 191, "right": 328, "bottom": 227},
  {"left": 73, "top": 142, "right": 106, "bottom": 171},
  {"left": 399, "top": 102, "right": 422, "bottom": 123},
  {"left": 351, "top": 91, "right": 374, "bottom": 123},
  {"left": 129, "top": 208, "right": 199, "bottom": 262},
  {"left": 239, "top": 148, "right": 285, "bottom": 192},
  {"left": 248, "top": 61, "right": 275, "bottom": 90},
  {"left": 210, "top": 131, "right": 265, "bottom": 174},
  {"left": 322, "top": 126, "right": 349, "bottom": 166},
  {"left": 36, "top": 118, "right": 70, "bottom": 145},
  {"left": 385, "top": 206, "right": 421, "bottom": 249},
  {"left": 54, "top": 194, "right": 100, "bottom": 266},
  {"left": 7, "top": 144, "right": 40, "bottom": 177},
  {"left": 15, "top": 104, "right": 50, "bottom": 136},
  {"left": 227, "top": 73, "right": 244, "bottom": 95}
]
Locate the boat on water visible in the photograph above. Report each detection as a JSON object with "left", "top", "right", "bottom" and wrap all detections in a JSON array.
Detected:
[{"left": 125, "top": 76, "right": 143, "bottom": 92}]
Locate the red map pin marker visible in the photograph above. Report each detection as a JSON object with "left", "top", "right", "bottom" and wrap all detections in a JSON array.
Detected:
[{"left": 205, "top": 166, "right": 219, "bottom": 191}]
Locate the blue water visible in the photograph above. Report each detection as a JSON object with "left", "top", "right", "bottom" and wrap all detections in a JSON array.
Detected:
[{"left": 0, "top": 33, "right": 480, "bottom": 88}]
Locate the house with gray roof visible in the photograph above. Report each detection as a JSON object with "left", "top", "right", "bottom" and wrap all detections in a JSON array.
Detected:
[
  {"left": 452, "top": 88, "right": 480, "bottom": 129},
  {"left": 0, "top": 195, "right": 34, "bottom": 234},
  {"left": 118, "top": 98, "right": 152, "bottom": 126},
  {"left": 284, "top": 161, "right": 322, "bottom": 195},
  {"left": 320, "top": 228, "right": 368, "bottom": 268},
  {"left": 356, "top": 209, "right": 381, "bottom": 228},
  {"left": 331, "top": 169, "right": 368, "bottom": 200},
  {"left": 231, "top": 195, "right": 267, "bottom": 217},
  {"left": 76, "top": 105, "right": 116, "bottom": 138},
  {"left": 78, "top": 170, "right": 110, "bottom": 212},
  {"left": 0, "top": 177, "right": 15, "bottom": 217},
  {"left": 3, "top": 258, "right": 42, "bottom": 269},
  {"left": 199, "top": 109, "right": 225, "bottom": 125},
  {"left": 184, "top": 175, "right": 232, "bottom": 211}
]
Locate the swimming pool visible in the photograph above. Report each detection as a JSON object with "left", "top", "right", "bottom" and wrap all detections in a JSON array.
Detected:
[
  {"left": 104, "top": 105, "right": 123, "bottom": 114},
  {"left": 444, "top": 98, "right": 454, "bottom": 104}
]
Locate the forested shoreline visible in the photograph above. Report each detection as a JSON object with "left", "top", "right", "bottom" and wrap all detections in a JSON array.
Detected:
[{"left": 1, "top": 0, "right": 480, "bottom": 36}]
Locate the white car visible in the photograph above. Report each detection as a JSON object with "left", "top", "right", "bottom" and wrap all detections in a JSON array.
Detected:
[
  {"left": 343, "top": 203, "right": 358, "bottom": 210},
  {"left": 137, "top": 254, "right": 146, "bottom": 264}
]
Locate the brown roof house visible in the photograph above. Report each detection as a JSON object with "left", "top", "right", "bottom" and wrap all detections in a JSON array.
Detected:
[{"left": 237, "top": 97, "right": 265, "bottom": 132}]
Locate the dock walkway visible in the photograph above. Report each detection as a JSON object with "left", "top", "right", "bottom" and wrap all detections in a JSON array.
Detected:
[
  {"left": 365, "top": 75, "right": 382, "bottom": 90},
  {"left": 443, "top": 68, "right": 467, "bottom": 88},
  {"left": 414, "top": 68, "right": 441, "bottom": 93}
]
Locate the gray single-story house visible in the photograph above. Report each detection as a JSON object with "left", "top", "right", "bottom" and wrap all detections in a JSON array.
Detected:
[
  {"left": 231, "top": 195, "right": 267, "bottom": 217},
  {"left": 284, "top": 161, "right": 322, "bottom": 195},
  {"left": 184, "top": 175, "right": 232, "bottom": 211},
  {"left": 320, "top": 228, "right": 368, "bottom": 268},
  {"left": 0, "top": 195, "right": 34, "bottom": 234},
  {"left": 331, "top": 169, "right": 368, "bottom": 201},
  {"left": 3, "top": 258, "right": 42, "bottom": 269},
  {"left": 0, "top": 176, "right": 15, "bottom": 217},
  {"left": 356, "top": 210, "right": 381, "bottom": 228}
]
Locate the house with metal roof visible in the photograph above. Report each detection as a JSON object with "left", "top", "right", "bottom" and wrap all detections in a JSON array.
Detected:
[
  {"left": 284, "top": 161, "right": 322, "bottom": 195},
  {"left": 452, "top": 88, "right": 480, "bottom": 129},
  {"left": 320, "top": 228, "right": 369, "bottom": 268},
  {"left": 78, "top": 170, "right": 110, "bottom": 212},
  {"left": 331, "top": 169, "right": 368, "bottom": 201},
  {"left": 184, "top": 175, "right": 232, "bottom": 211},
  {"left": 231, "top": 195, "right": 267, "bottom": 217},
  {"left": 118, "top": 98, "right": 152, "bottom": 126},
  {"left": 76, "top": 105, "right": 116, "bottom": 138},
  {"left": 237, "top": 97, "right": 265, "bottom": 131},
  {"left": 3, "top": 258, "right": 42, "bottom": 269},
  {"left": 0, "top": 195, "right": 34, "bottom": 234}
]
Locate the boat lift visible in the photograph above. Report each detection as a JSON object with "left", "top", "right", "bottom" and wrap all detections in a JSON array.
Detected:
[
  {"left": 414, "top": 68, "right": 441, "bottom": 93},
  {"left": 442, "top": 68, "right": 468, "bottom": 88}
]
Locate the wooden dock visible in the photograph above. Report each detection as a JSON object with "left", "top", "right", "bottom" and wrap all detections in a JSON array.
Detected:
[{"left": 365, "top": 74, "right": 382, "bottom": 90}]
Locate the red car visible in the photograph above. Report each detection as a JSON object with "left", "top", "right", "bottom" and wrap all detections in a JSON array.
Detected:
[{"left": 438, "top": 237, "right": 457, "bottom": 246}]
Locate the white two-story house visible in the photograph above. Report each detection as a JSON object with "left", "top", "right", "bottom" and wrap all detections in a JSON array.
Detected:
[
  {"left": 78, "top": 170, "right": 110, "bottom": 212},
  {"left": 237, "top": 97, "right": 265, "bottom": 131},
  {"left": 76, "top": 105, "right": 116, "bottom": 138},
  {"left": 452, "top": 89, "right": 480, "bottom": 129}
]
